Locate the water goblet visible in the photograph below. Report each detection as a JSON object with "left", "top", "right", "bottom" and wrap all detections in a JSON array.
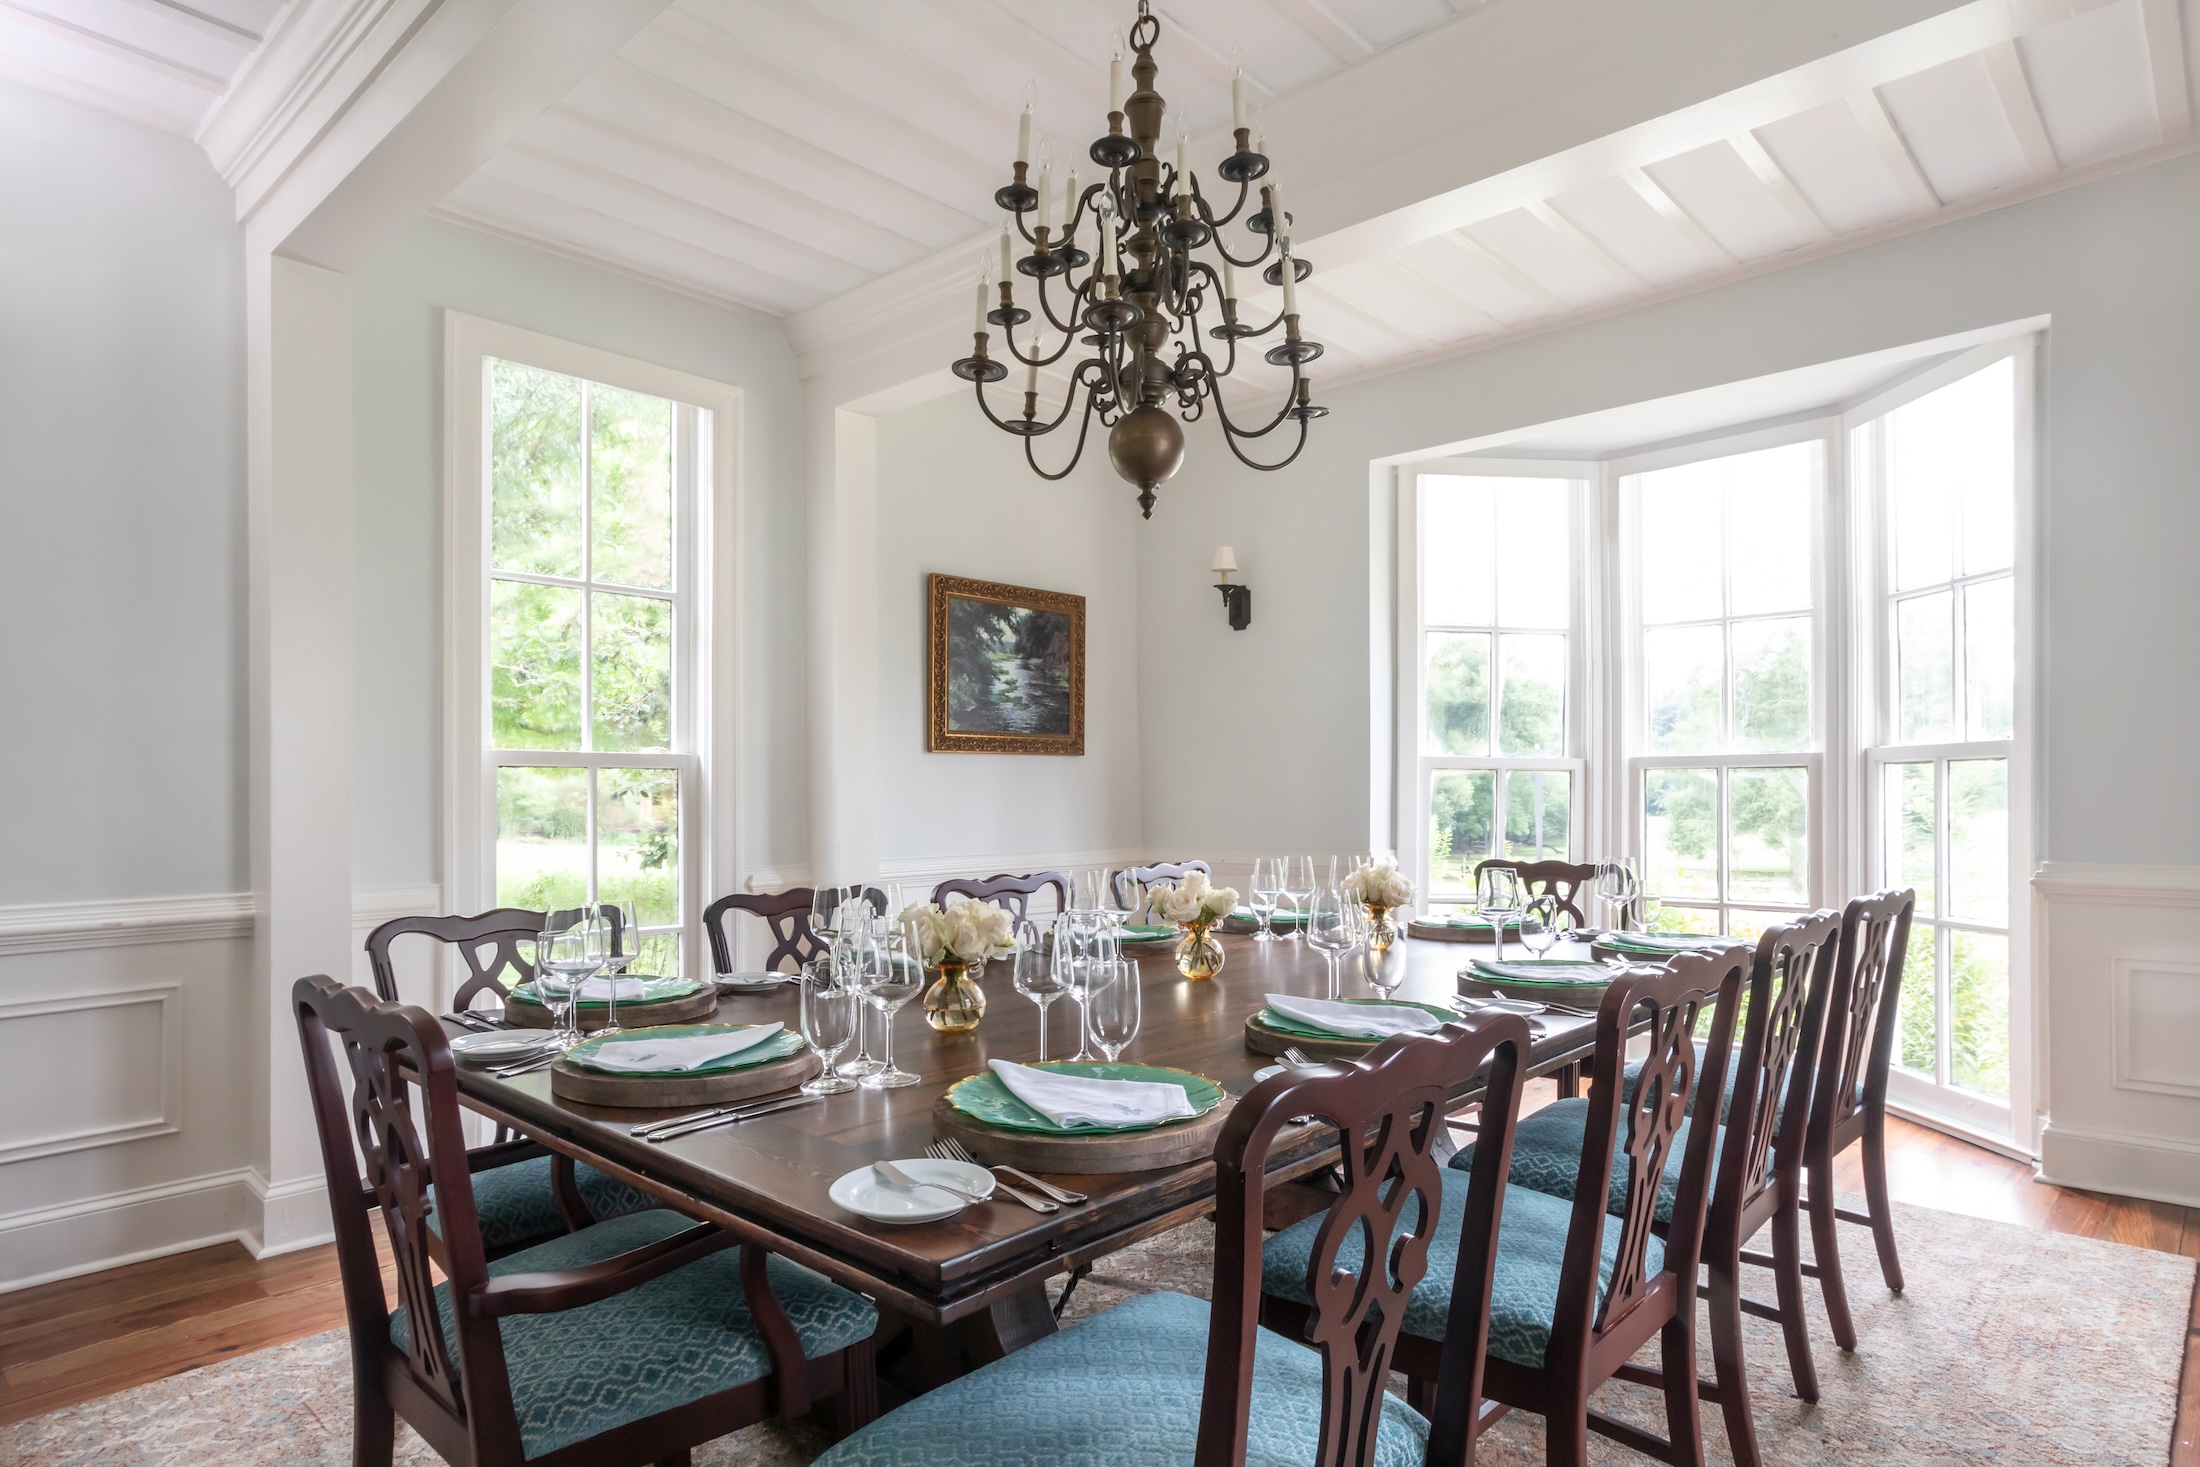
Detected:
[
  {"left": 798, "top": 957, "right": 858, "bottom": 1094},
  {"left": 1084, "top": 958, "right": 1143, "bottom": 1063},
  {"left": 597, "top": 900, "right": 640, "bottom": 1035},
  {"left": 1010, "top": 920, "right": 1067, "bottom": 1060},
  {"left": 1477, "top": 865, "right": 1524, "bottom": 964},
  {"left": 534, "top": 920, "right": 599, "bottom": 1049},
  {"left": 1520, "top": 895, "right": 1562, "bottom": 959},
  {"left": 1055, "top": 912, "right": 1098, "bottom": 1062},
  {"left": 1249, "top": 858, "right": 1281, "bottom": 942},
  {"left": 1306, "top": 887, "right": 1354, "bottom": 1001},
  {"left": 1281, "top": 856, "right": 1316, "bottom": 939},
  {"left": 855, "top": 926, "right": 924, "bottom": 1089}
]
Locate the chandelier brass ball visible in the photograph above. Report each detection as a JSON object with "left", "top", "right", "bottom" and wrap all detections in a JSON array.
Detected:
[{"left": 1108, "top": 404, "right": 1185, "bottom": 518}]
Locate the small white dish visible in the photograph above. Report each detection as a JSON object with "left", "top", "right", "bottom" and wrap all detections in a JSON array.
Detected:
[
  {"left": 1455, "top": 995, "right": 1547, "bottom": 1016},
  {"left": 449, "top": 1029, "right": 559, "bottom": 1061},
  {"left": 1252, "top": 1064, "right": 1288, "bottom": 1083},
  {"left": 829, "top": 1158, "right": 995, "bottom": 1224},
  {"left": 716, "top": 971, "right": 796, "bottom": 992}
]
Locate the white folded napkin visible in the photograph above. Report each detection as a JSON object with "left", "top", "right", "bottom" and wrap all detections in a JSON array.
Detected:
[
  {"left": 1265, "top": 994, "right": 1445, "bottom": 1039},
  {"left": 578, "top": 1024, "right": 785, "bottom": 1074},
  {"left": 547, "top": 975, "right": 658, "bottom": 1002},
  {"left": 988, "top": 1058, "right": 1197, "bottom": 1129}
]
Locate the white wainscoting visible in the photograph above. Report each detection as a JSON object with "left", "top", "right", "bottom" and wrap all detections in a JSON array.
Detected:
[{"left": 2034, "top": 863, "right": 2200, "bottom": 1207}]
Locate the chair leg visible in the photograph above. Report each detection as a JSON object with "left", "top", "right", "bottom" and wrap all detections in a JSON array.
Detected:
[
  {"left": 352, "top": 1381, "right": 395, "bottom": 1467},
  {"left": 1405, "top": 1373, "right": 1436, "bottom": 1416},
  {"left": 1805, "top": 1162, "right": 1857, "bottom": 1352},
  {"left": 1860, "top": 1115, "right": 1905, "bottom": 1294},
  {"left": 1659, "top": 1313, "right": 1706, "bottom": 1467},
  {"left": 837, "top": 1337, "right": 879, "bottom": 1434},
  {"left": 1704, "top": 1258, "right": 1759, "bottom": 1467},
  {"left": 1770, "top": 1195, "right": 1819, "bottom": 1402},
  {"left": 1549, "top": 1401, "right": 1592, "bottom": 1467}
]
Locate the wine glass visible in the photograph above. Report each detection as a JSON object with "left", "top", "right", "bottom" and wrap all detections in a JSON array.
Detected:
[
  {"left": 1074, "top": 867, "right": 1110, "bottom": 915},
  {"left": 854, "top": 924, "right": 923, "bottom": 1089},
  {"left": 1084, "top": 958, "right": 1142, "bottom": 1062},
  {"left": 1012, "top": 919, "right": 1068, "bottom": 1060},
  {"left": 1055, "top": 912, "right": 1098, "bottom": 1062},
  {"left": 1477, "top": 866, "right": 1524, "bottom": 964},
  {"left": 798, "top": 956, "right": 858, "bottom": 1094},
  {"left": 1306, "top": 885, "right": 1354, "bottom": 1000},
  {"left": 599, "top": 900, "right": 639, "bottom": 1035},
  {"left": 1281, "top": 856, "right": 1316, "bottom": 939},
  {"left": 1361, "top": 940, "right": 1408, "bottom": 1000},
  {"left": 1520, "top": 895, "right": 1562, "bottom": 959},
  {"left": 1248, "top": 858, "right": 1281, "bottom": 942},
  {"left": 1620, "top": 858, "right": 1643, "bottom": 931},
  {"left": 534, "top": 917, "right": 601, "bottom": 1049},
  {"left": 817, "top": 891, "right": 881, "bottom": 1078}
]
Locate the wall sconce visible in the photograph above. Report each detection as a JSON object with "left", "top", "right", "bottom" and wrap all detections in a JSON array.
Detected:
[{"left": 1211, "top": 545, "right": 1251, "bottom": 630}]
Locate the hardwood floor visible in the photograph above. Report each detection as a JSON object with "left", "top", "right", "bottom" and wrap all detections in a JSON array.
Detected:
[{"left": 4, "top": 1113, "right": 2196, "bottom": 1461}]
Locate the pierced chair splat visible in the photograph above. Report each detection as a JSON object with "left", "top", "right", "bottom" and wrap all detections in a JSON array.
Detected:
[
  {"left": 1468, "top": 861, "right": 1598, "bottom": 928},
  {"left": 931, "top": 872, "right": 1070, "bottom": 926},
  {"left": 1111, "top": 861, "right": 1213, "bottom": 915},
  {"left": 703, "top": 886, "right": 887, "bottom": 975}
]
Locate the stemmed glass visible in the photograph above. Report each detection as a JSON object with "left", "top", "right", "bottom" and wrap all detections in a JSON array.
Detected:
[
  {"left": 1012, "top": 920, "right": 1069, "bottom": 1060},
  {"left": 798, "top": 956, "right": 858, "bottom": 1094},
  {"left": 1084, "top": 958, "right": 1142, "bottom": 1062},
  {"left": 816, "top": 891, "right": 880, "bottom": 1079},
  {"left": 1055, "top": 912, "right": 1100, "bottom": 1062},
  {"left": 598, "top": 899, "right": 640, "bottom": 1035},
  {"left": 855, "top": 919, "right": 923, "bottom": 1089},
  {"left": 1306, "top": 885, "right": 1355, "bottom": 1000},
  {"left": 1074, "top": 867, "right": 1110, "bottom": 916},
  {"left": 1520, "top": 895, "right": 1562, "bottom": 959},
  {"left": 1477, "top": 866, "right": 1524, "bottom": 965},
  {"left": 1281, "top": 857, "right": 1316, "bottom": 940},
  {"left": 1249, "top": 858, "right": 1281, "bottom": 942},
  {"left": 534, "top": 914, "right": 603, "bottom": 1049}
]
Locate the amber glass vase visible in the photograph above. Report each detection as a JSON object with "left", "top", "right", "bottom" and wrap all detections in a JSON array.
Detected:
[{"left": 923, "top": 959, "right": 987, "bottom": 1032}]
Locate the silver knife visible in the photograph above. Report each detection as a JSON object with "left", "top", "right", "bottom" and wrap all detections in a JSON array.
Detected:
[
  {"left": 644, "top": 1093, "right": 821, "bottom": 1142},
  {"left": 631, "top": 1088, "right": 801, "bottom": 1139}
]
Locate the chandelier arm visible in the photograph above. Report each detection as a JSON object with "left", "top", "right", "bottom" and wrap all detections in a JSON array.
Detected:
[
  {"left": 1022, "top": 386, "right": 1103, "bottom": 481},
  {"left": 1031, "top": 270, "right": 1091, "bottom": 338},
  {"left": 1190, "top": 174, "right": 1252, "bottom": 230},
  {"left": 1208, "top": 226, "right": 1280, "bottom": 272},
  {"left": 1192, "top": 350, "right": 1304, "bottom": 440},
  {"left": 1001, "top": 311, "right": 1081, "bottom": 369},
  {"left": 1215, "top": 407, "right": 1311, "bottom": 472}
]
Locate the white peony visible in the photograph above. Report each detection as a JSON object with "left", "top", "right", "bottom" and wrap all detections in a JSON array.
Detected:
[
  {"left": 1342, "top": 860, "right": 1416, "bottom": 908},
  {"left": 1150, "top": 868, "right": 1240, "bottom": 925},
  {"left": 898, "top": 897, "right": 1018, "bottom": 965}
]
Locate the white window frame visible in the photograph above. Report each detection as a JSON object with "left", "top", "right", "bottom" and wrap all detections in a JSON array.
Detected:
[
  {"left": 443, "top": 312, "right": 745, "bottom": 988},
  {"left": 1847, "top": 338, "right": 2038, "bottom": 1154},
  {"left": 1395, "top": 459, "right": 1593, "bottom": 914}
]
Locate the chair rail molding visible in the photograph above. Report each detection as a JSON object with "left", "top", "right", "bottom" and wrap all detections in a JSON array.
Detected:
[{"left": 0, "top": 893, "right": 255, "bottom": 957}]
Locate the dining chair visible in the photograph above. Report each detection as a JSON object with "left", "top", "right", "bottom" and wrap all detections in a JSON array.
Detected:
[
  {"left": 930, "top": 871, "right": 1069, "bottom": 925},
  {"left": 363, "top": 910, "right": 653, "bottom": 1257},
  {"left": 293, "top": 974, "right": 880, "bottom": 1467},
  {"left": 1109, "top": 860, "right": 1213, "bottom": 913},
  {"left": 1268, "top": 950, "right": 1744, "bottom": 1467},
  {"left": 1467, "top": 860, "right": 1598, "bottom": 927},
  {"left": 1480, "top": 912, "right": 1841, "bottom": 1467},
  {"left": 1799, "top": 887, "right": 1916, "bottom": 1354},
  {"left": 701, "top": 886, "right": 887, "bottom": 975},
  {"left": 813, "top": 1015, "right": 1534, "bottom": 1467}
]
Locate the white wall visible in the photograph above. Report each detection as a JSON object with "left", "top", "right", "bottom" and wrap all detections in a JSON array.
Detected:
[{"left": 871, "top": 393, "right": 1145, "bottom": 886}]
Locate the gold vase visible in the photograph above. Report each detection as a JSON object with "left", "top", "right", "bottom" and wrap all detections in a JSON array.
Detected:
[
  {"left": 923, "top": 959, "right": 986, "bottom": 1032},
  {"left": 1363, "top": 903, "right": 1400, "bottom": 954},
  {"left": 1175, "top": 922, "right": 1225, "bottom": 980}
]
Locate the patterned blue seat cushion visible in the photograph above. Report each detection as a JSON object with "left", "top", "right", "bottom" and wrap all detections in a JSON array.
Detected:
[
  {"left": 391, "top": 1209, "right": 877, "bottom": 1459},
  {"left": 813, "top": 1289, "right": 1428, "bottom": 1467},
  {"left": 427, "top": 1154, "right": 654, "bottom": 1252},
  {"left": 1262, "top": 1170, "right": 1659, "bottom": 1370},
  {"left": 1452, "top": 1098, "right": 1718, "bottom": 1228},
  {"left": 1625, "top": 1040, "right": 1744, "bottom": 1122}
]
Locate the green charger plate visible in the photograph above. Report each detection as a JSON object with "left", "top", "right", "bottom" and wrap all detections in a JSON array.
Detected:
[
  {"left": 947, "top": 1062, "right": 1223, "bottom": 1135},
  {"left": 1597, "top": 932, "right": 1732, "bottom": 955},
  {"left": 511, "top": 975, "right": 708, "bottom": 1010},
  {"left": 1117, "top": 924, "right": 1178, "bottom": 943},
  {"left": 564, "top": 1023, "right": 806, "bottom": 1078},
  {"left": 1226, "top": 910, "right": 1308, "bottom": 928},
  {"left": 1255, "top": 998, "right": 1456, "bottom": 1041},
  {"left": 1464, "top": 959, "right": 1614, "bottom": 988}
]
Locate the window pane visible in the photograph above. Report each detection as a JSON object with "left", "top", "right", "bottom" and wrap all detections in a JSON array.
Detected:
[
  {"left": 491, "top": 360, "right": 582, "bottom": 579},
  {"left": 591, "top": 385, "right": 674, "bottom": 590},
  {"left": 1726, "top": 444, "right": 1815, "bottom": 617},
  {"left": 496, "top": 766, "right": 588, "bottom": 910},
  {"left": 1422, "top": 477, "right": 1494, "bottom": 627},
  {"left": 1728, "top": 908, "right": 1806, "bottom": 943},
  {"left": 1644, "top": 766, "right": 1719, "bottom": 899},
  {"left": 1964, "top": 577, "right": 2014, "bottom": 740},
  {"left": 1424, "top": 633, "right": 1490, "bottom": 756},
  {"left": 1732, "top": 616, "right": 1811, "bottom": 752},
  {"left": 1953, "top": 359, "right": 2016, "bottom": 576},
  {"left": 592, "top": 592, "right": 672, "bottom": 752},
  {"left": 1895, "top": 920, "right": 1938, "bottom": 1075},
  {"left": 1497, "top": 633, "right": 1565, "bottom": 756},
  {"left": 491, "top": 580, "right": 582, "bottom": 750},
  {"left": 1636, "top": 462, "right": 1723, "bottom": 625},
  {"left": 598, "top": 769, "right": 680, "bottom": 935},
  {"left": 1429, "top": 770, "right": 1496, "bottom": 907},
  {"left": 1897, "top": 592, "right": 1954, "bottom": 742},
  {"left": 1495, "top": 480, "right": 1570, "bottom": 628},
  {"left": 1882, "top": 760, "right": 1937, "bottom": 914},
  {"left": 1503, "top": 769, "right": 1571, "bottom": 860},
  {"left": 1646, "top": 902, "right": 1721, "bottom": 935},
  {"left": 1948, "top": 758, "right": 2008, "bottom": 926},
  {"left": 1729, "top": 766, "right": 1808, "bottom": 905},
  {"left": 632, "top": 931, "right": 681, "bottom": 977},
  {"left": 1950, "top": 929, "right": 2009, "bottom": 1098},
  {"left": 1644, "top": 625, "right": 1722, "bottom": 752},
  {"left": 1887, "top": 392, "right": 1957, "bottom": 593}
]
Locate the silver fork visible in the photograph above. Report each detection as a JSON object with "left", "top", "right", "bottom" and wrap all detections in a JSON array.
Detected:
[
  {"left": 934, "top": 1137, "right": 1087, "bottom": 1204},
  {"left": 918, "top": 1143, "right": 1059, "bottom": 1212},
  {"left": 488, "top": 1048, "right": 563, "bottom": 1078},
  {"left": 1281, "top": 1046, "right": 1319, "bottom": 1068}
]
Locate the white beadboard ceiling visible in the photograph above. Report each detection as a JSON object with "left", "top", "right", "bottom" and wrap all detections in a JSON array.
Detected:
[{"left": 0, "top": 0, "right": 286, "bottom": 134}]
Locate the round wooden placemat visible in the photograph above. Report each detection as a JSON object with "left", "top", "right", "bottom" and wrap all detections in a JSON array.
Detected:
[
  {"left": 503, "top": 987, "right": 720, "bottom": 1032},
  {"left": 1243, "top": 1010, "right": 1401, "bottom": 1062},
  {"left": 931, "top": 1092, "right": 1230, "bottom": 1173},
  {"left": 1405, "top": 920, "right": 1519, "bottom": 944},
  {"left": 550, "top": 1046, "right": 821, "bottom": 1108}
]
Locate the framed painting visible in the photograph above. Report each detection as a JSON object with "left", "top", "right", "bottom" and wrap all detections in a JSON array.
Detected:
[{"left": 927, "top": 574, "right": 1085, "bottom": 755}]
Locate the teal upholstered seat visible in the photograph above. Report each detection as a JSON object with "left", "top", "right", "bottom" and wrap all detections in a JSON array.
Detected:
[
  {"left": 812, "top": 1289, "right": 1429, "bottom": 1467},
  {"left": 1452, "top": 1097, "right": 1715, "bottom": 1228},
  {"left": 392, "top": 1209, "right": 877, "bottom": 1460},
  {"left": 1262, "top": 1169, "right": 1661, "bottom": 1370},
  {"left": 1624, "top": 1041, "right": 1742, "bottom": 1121},
  {"left": 428, "top": 1155, "right": 653, "bottom": 1253}
]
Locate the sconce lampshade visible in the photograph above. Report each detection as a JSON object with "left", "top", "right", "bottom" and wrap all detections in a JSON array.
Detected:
[{"left": 1210, "top": 545, "right": 1239, "bottom": 577}]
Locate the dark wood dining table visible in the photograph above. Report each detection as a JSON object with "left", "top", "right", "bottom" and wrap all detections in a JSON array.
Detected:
[{"left": 445, "top": 929, "right": 1599, "bottom": 1388}]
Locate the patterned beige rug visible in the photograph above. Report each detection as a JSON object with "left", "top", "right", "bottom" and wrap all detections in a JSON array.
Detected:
[{"left": 5, "top": 1198, "right": 2187, "bottom": 1466}]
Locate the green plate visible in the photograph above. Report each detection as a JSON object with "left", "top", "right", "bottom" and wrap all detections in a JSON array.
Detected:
[
  {"left": 1255, "top": 998, "right": 1457, "bottom": 1041},
  {"left": 946, "top": 1062, "right": 1223, "bottom": 1135},
  {"left": 1597, "top": 933, "right": 1732, "bottom": 955},
  {"left": 1225, "top": 910, "right": 1308, "bottom": 928},
  {"left": 1465, "top": 960, "right": 1614, "bottom": 988},
  {"left": 1116, "top": 923, "right": 1178, "bottom": 942},
  {"left": 1420, "top": 915, "right": 1523, "bottom": 933},
  {"left": 511, "top": 975, "right": 708, "bottom": 1009},
  {"left": 564, "top": 1023, "right": 806, "bottom": 1077}
]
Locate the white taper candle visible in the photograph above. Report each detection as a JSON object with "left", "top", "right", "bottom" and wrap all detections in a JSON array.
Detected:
[
  {"left": 1280, "top": 236, "right": 1298, "bottom": 317},
  {"left": 1233, "top": 69, "right": 1247, "bottom": 131}
]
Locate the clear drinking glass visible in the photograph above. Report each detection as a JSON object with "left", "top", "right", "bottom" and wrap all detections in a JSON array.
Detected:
[
  {"left": 534, "top": 920, "right": 600, "bottom": 1049},
  {"left": 1012, "top": 919, "right": 1068, "bottom": 1061},
  {"left": 1362, "top": 940, "right": 1408, "bottom": 999},
  {"left": 1306, "top": 887, "right": 1354, "bottom": 1000},
  {"left": 599, "top": 900, "right": 639, "bottom": 1035},
  {"left": 1477, "top": 866, "right": 1523, "bottom": 964},
  {"left": 799, "top": 956, "right": 858, "bottom": 1094},
  {"left": 1248, "top": 858, "right": 1281, "bottom": 942},
  {"left": 856, "top": 923, "right": 924, "bottom": 1089},
  {"left": 1085, "top": 958, "right": 1142, "bottom": 1062},
  {"left": 1281, "top": 856, "right": 1316, "bottom": 938},
  {"left": 1056, "top": 912, "right": 1098, "bottom": 1062},
  {"left": 819, "top": 894, "right": 882, "bottom": 1078},
  {"left": 1074, "top": 867, "right": 1110, "bottom": 915},
  {"left": 1521, "top": 895, "right": 1561, "bottom": 958}
]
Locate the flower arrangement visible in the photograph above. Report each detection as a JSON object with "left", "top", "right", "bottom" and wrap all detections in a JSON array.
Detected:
[
  {"left": 1341, "top": 861, "right": 1415, "bottom": 908},
  {"left": 897, "top": 897, "right": 1018, "bottom": 968},
  {"left": 1149, "top": 870, "right": 1241, "bottom": 926}
]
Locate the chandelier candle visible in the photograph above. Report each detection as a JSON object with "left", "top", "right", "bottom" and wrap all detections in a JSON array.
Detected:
[{"left": 951, "top": 0, "right": 1328, "bottom": 518}]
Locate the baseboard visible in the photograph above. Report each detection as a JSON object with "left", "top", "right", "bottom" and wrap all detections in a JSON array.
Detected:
[
  {"left": 2037, "top": 1120, "right": 2200, "bottom": 1208},
  {"left": 0, "top": 1168, "right": 259, "bottom": 1293},
  {"left": 243, "top": 1168, "right": 334, "bottom": 1258}
]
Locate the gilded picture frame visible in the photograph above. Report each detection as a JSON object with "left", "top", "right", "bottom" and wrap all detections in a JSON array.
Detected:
[{"left": 927, "top": 574, "right": 1086, "bottom": 755}]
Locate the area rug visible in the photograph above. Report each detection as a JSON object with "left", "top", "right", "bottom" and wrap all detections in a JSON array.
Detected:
[{"left": 4, "top": 1197, "right": 2186, "bottom": 1465}]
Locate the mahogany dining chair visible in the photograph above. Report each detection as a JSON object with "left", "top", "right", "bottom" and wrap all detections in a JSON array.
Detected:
[
  {"left": 1468, "top": 860, "right": 1599, "bottom": 928},
  {"left": 930, "top": 872, "right": 1069, "bottom": 925},
  {"left": 1110, "top": 860, "right": 1213, "bottom": 913},
  {"left": 701, "top": 886, "right": 886, "bottom": 975}
]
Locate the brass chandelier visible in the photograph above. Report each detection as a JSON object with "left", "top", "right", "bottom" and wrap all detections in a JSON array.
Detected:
[{"left": 951, "top": 1, "right": 1326, "bottom": 518}]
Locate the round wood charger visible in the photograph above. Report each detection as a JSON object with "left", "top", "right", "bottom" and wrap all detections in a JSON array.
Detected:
[
  {"left": 1405, "top": 919, "right": 1520, "bottom": 944},
  {"left": 931, "top": 1092, "right": 1232, "bottom": 1174},
  {"left": 503, "top": 987, "right": 720, "bottom": 1033},
  {"left": 1243, "top": 1010, "right": 1392, "bottom": 1063},
  {"left": 550, "top": 1046, "right": 821, "bottom": 1108}
]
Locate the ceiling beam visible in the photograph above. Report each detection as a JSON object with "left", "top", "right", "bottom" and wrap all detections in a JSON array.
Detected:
[
  {"left": 1980, "top": 39, "right": 2059, "bottom": 180},
  {"left": 1272, "top": 0, "right": 1377, "bottom": 65},
  {"left": 1524, "top": 198, "right": 1652, "bottom": 287},
  {"left": 1727, "top": 130, "right": 1834, "bottom": 242},
  {"left": 0, "top": 3, "right": 228, "bottom": 90},
  {"left": 1440, "top": 229, "right": 1571, "bottom": 314},
  {"left": 1621, "top": 167, "right": 1737, "bottom": 268},
  {"left": 1370, "top": 254, "right": 1508, "bottom": 334},
  {"left": 2138, "top": 0, "right": 2194, "bottom": 142},
  {"left": 1847, "top": 87, "right": 1943, "bottom": 215}
]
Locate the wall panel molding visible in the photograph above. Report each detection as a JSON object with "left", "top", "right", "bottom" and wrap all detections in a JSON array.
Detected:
[
  {"left": 2033, "top": 862, "right": 2200, "bottom": 907},
  {"left": 2112, "top": 954, "right": 2200, "bottom": 1099},
  {"left": 0, "top": 986, "right": 181, "bottom": 1164},
  {"left": 0, "top": 893, "right": 253, "bottom": 957}
]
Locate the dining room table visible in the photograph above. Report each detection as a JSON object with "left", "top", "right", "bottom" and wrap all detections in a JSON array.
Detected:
[{"left": 442, "top": 927, "right": 1609, "bottom": 1394}]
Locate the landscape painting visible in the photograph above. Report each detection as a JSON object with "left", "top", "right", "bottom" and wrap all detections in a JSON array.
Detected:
[{"left": 927, "top": 574, "right": 1085, "bottom": 755}]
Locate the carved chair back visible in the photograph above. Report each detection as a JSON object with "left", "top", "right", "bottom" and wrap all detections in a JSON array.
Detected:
[
  {"left": 365, "top": 909, "right": 548, "bottom": 1012},
  {"left": 1201, "top": 1016, "right": 1532, "bottom": 1467},
  {"left": 1715, "top": 911, "right": 1842, "bottom": 1230},
  {"left": 702, "top": 887, "right": 887, "bottom": 974},
  {"left": 1111, "top": 860, "right": 1213, "bottom": 912},
  {"left": 1470, "top": 858, "right": 1599, "bottom": 926},
  {"left": 1551, "top": 949, "right": 1743, "bottom": 1364},
  {"left": 930, "top": 872, "right": 1070, "bottom": 925},
  {"left": 1810, "top": 889, "right": 1916, "bottom": 1146}
]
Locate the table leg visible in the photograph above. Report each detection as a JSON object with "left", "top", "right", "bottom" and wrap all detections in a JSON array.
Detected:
[
  {"left": 1554, "top": 1062, "right": 1582, "bottom": 1100},
  {"left": 877, "top": 1284, "right": 1060, "bottom": 1400}
]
